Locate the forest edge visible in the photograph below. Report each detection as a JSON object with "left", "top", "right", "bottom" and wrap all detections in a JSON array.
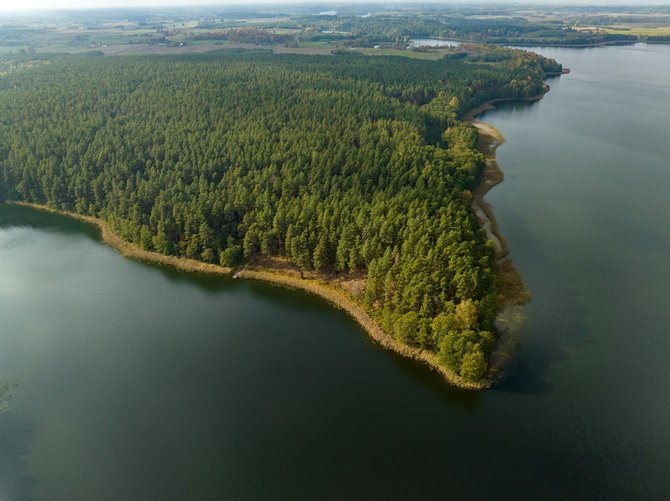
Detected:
[{"left": 4, "top": 86, "right": 555, "bottom": 390}]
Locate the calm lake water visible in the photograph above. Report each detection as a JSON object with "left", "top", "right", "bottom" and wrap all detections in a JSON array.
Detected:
[
  {"left": 1, "top": 43, "right": 669, "bottom": 499},
  {"left": 409, "top": 38, "right": 462, "bottom": 47}
]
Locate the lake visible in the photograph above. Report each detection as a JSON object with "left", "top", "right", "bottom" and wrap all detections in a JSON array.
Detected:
[
  {"left": 1, "top": 43, "right": 669, "bottom": 499},
  {"left": 410, "top": 38, "right": 462, "bottom": 47}
]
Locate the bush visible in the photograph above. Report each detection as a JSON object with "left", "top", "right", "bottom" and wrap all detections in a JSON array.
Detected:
[
  {"left": 460, "top": 348, "right": 487, "bottom": 381},
  {"left": 220, "top": 245, "right": 243, "bottom": 267}
]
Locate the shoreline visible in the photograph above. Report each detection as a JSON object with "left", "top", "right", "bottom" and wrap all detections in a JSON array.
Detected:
[
  {"left": 6, "top": 201, "right": 233, "bottom": 275},
  {"left": 462, "top": 89, "right": 549, "bottom": 124},
  {"left": 463, "top": 89, "right": 551, "bottom": 260},
  {"left": 235, "top": 269, "right": 486, "bottom": 389},
  {"left": 492, "top": 40, "right": 638, "bottom": 48},
  {"left": 462, "top": 92, "right": 550, "bottom": 375},
  {"left": 4, "top": 200, "right": 487, "bottom": 390},
  {"left": 412, "top": 35, "right": 643, "bottom": 49},
  {"left": 468, "top": 120, "right": 508, "bottom": 258}
]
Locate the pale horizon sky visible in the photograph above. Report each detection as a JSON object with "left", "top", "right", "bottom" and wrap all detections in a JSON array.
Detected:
[{"left": 1, "top": 0, "right": 669, "bottom": 13}]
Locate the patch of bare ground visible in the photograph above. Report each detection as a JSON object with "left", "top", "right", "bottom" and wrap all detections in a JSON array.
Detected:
[
  {"left": 249, "top": 255, "right": 367, "bottom": 298},
  {"left": 99, "top": 43, "right": 227, "bottom": 56}
]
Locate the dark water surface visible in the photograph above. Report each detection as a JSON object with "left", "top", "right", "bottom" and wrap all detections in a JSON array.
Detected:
[{"left": 1, "top": 43, "right": 669, "bottom": 499}]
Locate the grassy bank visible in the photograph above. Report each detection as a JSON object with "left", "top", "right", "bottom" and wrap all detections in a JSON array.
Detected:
[{"left": 6, "top": 201, "right": 232, "bottom": 275}]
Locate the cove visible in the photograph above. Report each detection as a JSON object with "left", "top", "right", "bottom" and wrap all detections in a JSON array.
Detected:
[{"left": 1, "top": 43, "right": 670, "bottom": 499}]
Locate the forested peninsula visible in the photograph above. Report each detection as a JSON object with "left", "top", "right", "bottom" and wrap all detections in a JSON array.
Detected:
[{"left": 0, "top": 47, "right": 559, "bottom": 387}]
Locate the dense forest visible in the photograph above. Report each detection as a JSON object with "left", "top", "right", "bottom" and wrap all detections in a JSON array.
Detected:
[{"left": 0, "top": 48, "right": 557, "bottom": 382}]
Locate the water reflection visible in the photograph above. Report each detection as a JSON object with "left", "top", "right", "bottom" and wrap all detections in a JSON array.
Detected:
[{"left": 0, "top": 204, "right": 100, "bottom": 240}]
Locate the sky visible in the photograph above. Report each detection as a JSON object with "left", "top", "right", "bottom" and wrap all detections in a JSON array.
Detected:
[
  {"left": 0, "top": 0, "right": 666, "bottom": 12},
  {"left": 1, "top": 0, "right": 248, "bottom": 11},
  {"left": 0, "top": 0, "right": 223, "bottom": 10}
]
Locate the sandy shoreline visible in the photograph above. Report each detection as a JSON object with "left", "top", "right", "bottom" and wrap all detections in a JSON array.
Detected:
[
  {"left": 463, "top": 90, "right": 550, "bottom": 259},
  {"left": 468, "top": 122, "right": 508, "bottom": 258},
  {"left": 462, "top": 88, "right": 549, "bottom": 124}
]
